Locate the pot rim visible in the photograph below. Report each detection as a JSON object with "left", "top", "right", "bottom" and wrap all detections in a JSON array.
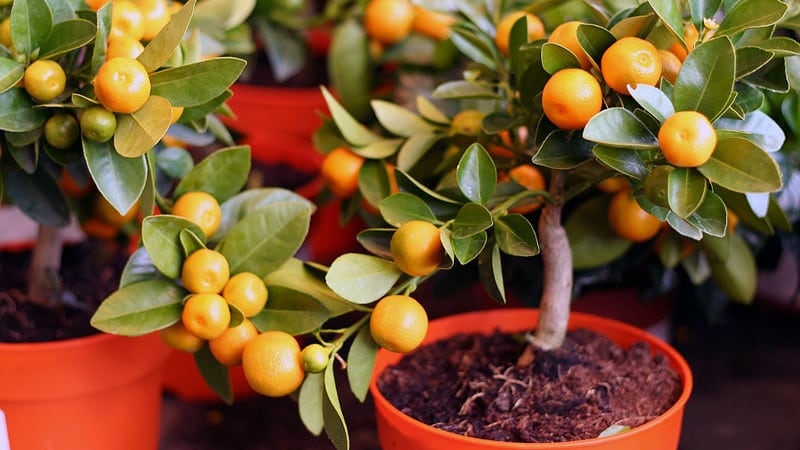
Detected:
[
  {"left": 369, "top": 308, "right": 693, "bottom": 448},
  {"left": 0, "top": 329, "right": 131, "bottom": 351}
]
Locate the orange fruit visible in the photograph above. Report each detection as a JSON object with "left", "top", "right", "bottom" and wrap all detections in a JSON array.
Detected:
[
  {"left": 209, "top": 319, "right": 259, "bottom": 366},
  {"left": 86, "top": 0, "right": 112, "bottom": 10},
  {"left": 607, "top": 189, "right": 662, "bottom": 242},
  {"left": 390, "top": 220, "right": 443, "bottom": 277},
  {"left": 106, "top": 36, "right": 145, "bottom": 60},
  {"left": 23, "top": 60, "right": 66, "bottom": 102},
  {"left": 370, "top": 294, "right": 428, "bottom": 353},
  {"left": 0, "top": 17, "right": 12, "bottom": 49},
  {"left": 181, "top": 293, "right": 231, "bottom": 340},
  {"left": 668, "top": 23, "right": 699, "bottom": 62},
  {"left": 94, "top": 57, "right": 151, "bottom": 113},
  {"left": 171, "top": 191, "right": 222, "bottom": 238},
  {"left": 596, "top": 176, "right": 629, "bottom": 193},
  {"left": 659, "top": 49, "right": 682, "bottom": 84},
  {"left": 601, "top": 37, "right": 662, "bottom": 95},
  {"left": 363, "top": 0, "right": 415, "bottom": 45},
  {"left": 242, "top": 331, "right": 305, "bottom": 397},
  {"left": 59, "top": 167, "right": 93, "bottom": 197},
  {"left": 181, "top": 248, "right": 230, "bottom": 294},
  {"left": 160, "top": 321, "right": 204, "bottom": 352},
  {"left": 109, "top": 1, "right": 145, "bottom": 41},
  {"left": 451, "top": 109, "right": 486, "bottom": 136},
  {"left": 320, "top": 147, "right": 364, "bottom": 198},
  {"left": 411, "top": 5, "right": 455, "bottom": 41},
  {"left": 94, "top": 195, "right": 138, "bottom": 226},
  {"left": 548, "top": 21, "right": 591, "bottom": 69},
  {"left": 541, "top": 68, "right": 603, "bottom": 130},
  {"left": 495, "top": 11, "right": 545, "bottom": 56},
  {"left": 135, "top": 0, "right": 170, "bottom": 41},
  {"left": 170, "top": 105, "right": 184, "bottom": 124},
  {"left": 222, "top": 272, "right": 269, "bottom": 318},
  {"left": 657, "top": 111, "right": 717, "bottom": 167},
  {"left": 505, "top": 164, "right": 546, "bottom": 214}
]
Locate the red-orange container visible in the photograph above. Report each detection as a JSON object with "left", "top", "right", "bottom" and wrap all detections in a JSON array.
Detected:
[
  {"left": 0, "top": 332, "right": 170, "bottom": 450},
  {"left": 162, "top": 347, "right": 255, "bottom": 403},
  {"left": 370, "top": 308, "right": 693, "bottom": 450}
]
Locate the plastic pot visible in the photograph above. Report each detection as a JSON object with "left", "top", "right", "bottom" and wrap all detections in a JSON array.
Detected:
[
  {"left": 370, "top": 308, "right": 693, "bottom": 450},
  {"left": 0, "top": 332, "right": 170, "bottom": 450}
]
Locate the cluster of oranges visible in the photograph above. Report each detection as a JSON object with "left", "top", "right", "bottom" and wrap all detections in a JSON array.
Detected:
[{"left": 363, "top": 0, "right": 455, "bottom": 47}]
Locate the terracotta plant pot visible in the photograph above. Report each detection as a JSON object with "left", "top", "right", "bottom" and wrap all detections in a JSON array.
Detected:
[
  {"left": 162, "top": 347, "right": 255, "bottom": 403},
  {"left": 370, "top": 308, "right": 693, "bottom": 450},
  {"left": 0, "top": 332, "right": 170, "bottom": 450}
]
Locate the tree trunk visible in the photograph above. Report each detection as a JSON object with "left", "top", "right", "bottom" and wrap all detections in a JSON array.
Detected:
[
  {"left": 531, "top": 170, "right": 573, "bottom": 350},
  {"left": 27, "top": 224, "right": 63, "bottom": 307}
]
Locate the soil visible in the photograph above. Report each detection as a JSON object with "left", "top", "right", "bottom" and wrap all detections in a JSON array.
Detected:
[
  {"left": 378, "top": 327, "right": 682, "bottom": 443},
  {"left": 0, "top": 237, "right": 130, "bottom": 343}
]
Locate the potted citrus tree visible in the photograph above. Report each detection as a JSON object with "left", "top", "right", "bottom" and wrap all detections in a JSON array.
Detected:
[
  {"left": 0, "top": 0, "right": 246, "bottom": 448},
  {"left": 92, "top": 0, "right": 796, "bottom": 449}
]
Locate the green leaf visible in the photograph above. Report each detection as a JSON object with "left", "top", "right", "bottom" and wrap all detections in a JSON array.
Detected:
[
  {"left": 714, "top": 110, "right": 785, "bottom": 152},
  {"left": 751, "top": 37, "right": 800, "bottom": 57},
  {"left": 533, "top": 130, "right": 594, "bottom": 169},
  {"left": 735, "top": 46, "right": 773, "bottom": 79},
  {"left": 690, "top": 0, "right": 722, "bottom": 28},
  {"left": 667, "top": 168, "right": 707, "bottom": 218},
  {"left": 716, "top": 0, "right": 788, "bottom": 37},
  {"left": 0, "top": 59, "right": 25, "bottom": 95},
  {"left": 592, "top": 145, "right": 650, "bottom": 180},
  {"left": 371, "top": 100, "right": 437, "bottom": 137},
  {"left": 84, "top": 138, "right": 147, "bottom": 215},
  {"left": 216, "top": 188, "right": 314, "bottom": 244},
  {"left": 628, "top": 84, "right": 675, "bottom": 123},
  {"left": 0, "top": 87, "right": 48, "bottom": 131},
  {"left": 37, "top": 18, "right": 95, "bottom": 60},
  {"left": 114, "top": 96, "right": 172, "bottom": 158},
  {"left": 583, "top": 108, "right": 659, "bottom": 148},
  {"left": 174, "top": 145, "right": 251, "bottom": 202},
  {"left": 320, "top": 85, "right": 380, "bottom": 147},
  {"left": 255, "top": 18, "right": 305, "bottom": 83},
  {"left": 217, "top": 201, "right": 311, "bottom": 276},
  {"left": 323, "top": 364, "right": 349, "bottom": 450},
  {"left": 686, "top": 191, "right": 727, "bottom": 237},
  {"left": 449, "top": 24, "right": 496, "bottom": 70},
  {"left": 194, "top": 344, "right": 233, "bottom": 404},
  {"left": 4, "top": 166, "right": 70, "bottom": 227},
  {"left": 149, "top": 57, "right": 246, "bottom": 108},
  {"left": 299, "top": 373, "right": 325, "bottom": 436},
  {"left": 155, "top": 146, "right": 194, "bottom": 178},
  {"left": 328, "top": 18, "right": 371, "bottom": 119},
  {"left": 353, "top": 138, "right": 401, "bottom": 159},
  {"left": 119, "top": 246, "right": 161, "bottom": 288},
  {"left": 416, "top": 96, "right": 450, "bottom": 124},
  {"left": 576, "top": 24, "right": 616, "bottom": 68},
  {"left": 743, "top": 57, "right": 789, "bottom": 92},
  {"left": 698, "top": 137, "right": 782, "bottom": 192},
  {"left": 495, "top": 214, "right": 539, "bottom": 257},
  {"left": 11, "top": 0, "right": 53, "bottom": 56},
  {"left": 396, "top": 133, "right": 440, "bottom": 172},
  {"left": 452, "top": 230, "right": 488, "bottom": 264},
  {"left": 347, "top": 324, "right": 379, "bottom": 402},
  {"left": 456, "top": 143, "right": 496, "bottom": 204},
  {"left": 138, "top": 0, "right": 196, "bottom": 72},
  {"left": 646, "top": 0, "right": 684, "bottom": 44},
  {"left": 709, "top": 233, "right": 756, "bottom": 303},
  {"left": 179, "top": 228, "right": 206, "bottom": 257},
  {"left": 379, "top": 192, "right": 438, "bottom": 227},
  {"left": 356, "top": 229, "right": 393, "bottom": 259},
  {"left": 674, "top": 37, "right": 736, "bottom": 121},
  {"left": 477, "top": 243, "right": 506, "bottom": 304},
  {"left": 599, "top": 425, "right": 632, "bottom": 438},
  {"left": 263, "top": 258, "right": 354, "bottom": 317},
  {"left": 431, "top": 80, "right": 501, "bottom": 100},
  {"left": 452, "top": 203, "right": 493, "bottom": 239},
  {"left": 541, "top": 42, "right": 582, "bottom": 74},
  {"left": 90, "top": 279, "right": 185, "bottom": 335},
  {"left": 141, "top": 215, "right": 205, "bottom": 279},
  {"left": 325, "top": 253, "right": 402, "bottom": 304},
  {"left": 393, "top": 169, "right": 463, "bottom": 219},
  {"left": 90, "top": 3, "right": 111, "bottom": 74},
  {"left": 252, "top": 286, "right": 334, "bottom": 335},
  {"left": 566, "top": 196, "right": 632, "bottom": 269},
  {"left": 666, "top": 212, "right": 703, "bottom": 240}
]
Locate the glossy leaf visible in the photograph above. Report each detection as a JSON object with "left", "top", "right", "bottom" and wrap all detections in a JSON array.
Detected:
[
  {"left": 84, "top": 138, "right": 146, "bottom": 215},
  {"left": 141, "top": 215, "right": 205, "bottom": 278},
  {"left": 449, "top": 24, "right": 496, "bottom": 70},
  {"left": 0, "top": 59, "right": 24, "bottom": 94},
  {"left": 149, "top": 57, "right": 246, "bottom": 108},
  {"left": 217, "top": 202, "right": 311, "bottom": 276},
  {"left": 353, "top": 138, "right": 401, "bottom": 159},
  {"left": 716, "top": 0, "right": 787, "bottom": 37},
  {"left": 495, "top": 214, "right": 539, "bottom": 257},
  {"left": 673, "top": 37, "right": 735, "bottom": 121},
  {"left": 372, "top": 100, "right": 437, "bottom": 137},
  {"left": 599, "top": 425, "right": 632, "bottom": 438},
  {"left": 452, "top": 230, "right": 488, "bottom": 265},
  {"left": 174, "top": 146, "right": 251, "bottom": 201},
  {"left": 452, "top": 203, "right": 493, "bottom": 239},
  {"left": 325, "top": 253, "right": 402, "bottom": 304},
  {"left": 666, "top": 212, "right": 703, "bottom": 240},
  {"left": 391, "top": 170, "right": 462, "bottom": 220},
  {"left": 698, "top": 137, "right": 782, "bottom": 193},
  {"left": 751, "top": 37, "right": 800, "bottom": 57},
  {"left": 194, "top": 345, "right": 233, "bottom": 404},
  {"left": 592, "top": 145, "right": 650, "bottom": 179},
  {"left": 745, "top": 192, "right": 769, "bottom": 218},
  {"left": 38, "top": 18, "right": 95, "bottom": 60},
  {"left": 583, "top": 108, "right": 659, "bottom": 148},
  {"left": 216, "top": 188, "right": 314, "bottom": 244},
  {"left": 647, "top": 0, "right": 683, "bottom": 42},
  {"left": 686, "top": 191, "right": 727, "bottom": 237},
  {"left": 397, "top": 133, "right": 440, "bottom": 172},
  {"left": 138, "top": 0, "right": 196, "bottom": 72},
  {"left": 690, "top": 0, "right": 722, "bottom": 27},
  {"left": 5, "top": 166, "right": 70, "bottom": 227},
  {"left": 533, "top": 130, "right": 594, "bottom": 169},
  {"left": 379, "top": 192, "right": 438, "bottom": 227},
  {"left": 432, "top": 80, "right": 501, "bottom": 100},
  {"left": 743, "top": 58, "right": 789, "bottom": 92},
  {"left": 576, "top": 24, "right": 615, "bottom": 68},
  {"left": 628, "top": 84, "right": 675, "bottom": 123},
  {"left": 263, "top": 258, "right": 354, "bottom": 317},
  {"left": 119, "top": 246, "right": 161, "bottom": 288},
  {"left": 252, "top": 286, "right": 333, "bottom": 335},
  {"left": 11, "top": 0, "right": 52, "bottom": 56},
  {"left": 416, "top": 95, "right": 450, "bottom": 124},
  {"left": 541, "top": 42, "right": 582, "bottom": 74},
  {"left": 323, "top": 364, "right": 349, "bottom": 450},
  {"left": 566, "top": 196, "right": 631, "bottom": 269},
  {"left": 709, "top": 233, "right": 757, "bottom": 303},
  {"left": 90, "top": 279, "right": 184, "bottom": 335},
  {"left": 456, "top": 143, "right": 496, "bottom": 204},
  {"left": 299, "top": 373, "right": 325, "bottom": 436},
  {"left": 667, "top": 168, "right": 707, "bottom": 218},
  {"left": 179, "top": 228, "right": 206, "bottom": 257},
  {"left": 320, "top": 86, "right": 380, "bottom": 147},
  {"left": 356, "top": 229, "right": 393, "bottom": 260},
  {"left": 328, "top": 18, "right": 371, "bottom": 120},
  {"left": 114, "top": 96, "right": 172, "bottom": 158},
  {"left": 735, "top": 46, "right": 773, "bottom": 79},
  {"left": 347, "top": 324, "right": 379, "bottom": 402},
  {"left": 0, "top": 88, "right": 48, "bottom": 132},
  {"left": 714, "top": 110, "right": 785, "bottom": 152},
  {"left": 90, "top": 3, "right": 111, "bottom": 73},
  {"left": 477, "top": 243, "right": 506, "bottom": 304}
]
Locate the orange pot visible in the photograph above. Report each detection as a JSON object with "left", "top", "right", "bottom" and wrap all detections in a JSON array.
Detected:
[
  {"left": 0, "top": 332, "right": 170, "bottom": 450},
  {"left": 370, "top": 308, "right": 693, "bottom": 450},
  {"left": 162, "top": 347, "right": 255, "bottom": 403}
]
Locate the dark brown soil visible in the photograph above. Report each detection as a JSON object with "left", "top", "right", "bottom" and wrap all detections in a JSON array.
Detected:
[
  {"left": 378, "top": 328, "right": 682, "bottom": 443},
  {"left": 0, "top": 237, "right": 130, "bottom": 343}
]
